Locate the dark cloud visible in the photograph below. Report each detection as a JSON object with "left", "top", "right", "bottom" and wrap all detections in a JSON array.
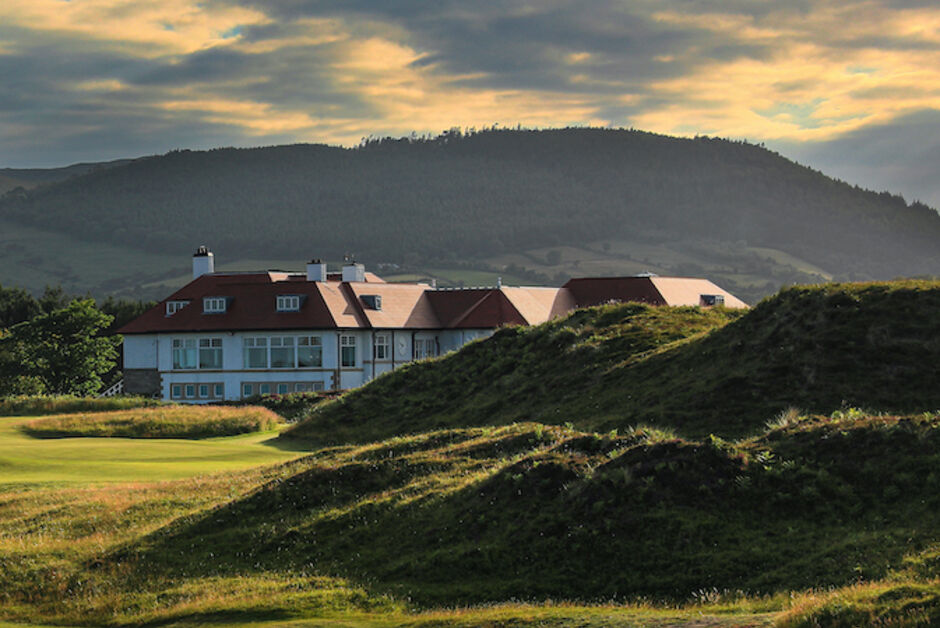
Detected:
[{"left": 771, "top": 109, "right": 940, "bottom": 210}]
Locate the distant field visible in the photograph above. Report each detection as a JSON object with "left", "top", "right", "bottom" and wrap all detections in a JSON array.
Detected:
[{"left": 0, "top": 218, "right": 181, "bottom": 296}]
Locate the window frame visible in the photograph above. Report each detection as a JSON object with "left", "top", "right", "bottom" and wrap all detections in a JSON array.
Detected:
[
  {"left": 203, "top": 296, "right": 228, "bottom": 314},
  {"left": 374, "top": 333, "right": 390, "bottom": 360},
  {"left": 276, "top": 295, "right": 301, "bottom": 312},
  {"left": 165, "top": 300, "right": 190, "bottom": 316},
  {"left": 340, "top": 334, "right": 357, "bottom": 367}
]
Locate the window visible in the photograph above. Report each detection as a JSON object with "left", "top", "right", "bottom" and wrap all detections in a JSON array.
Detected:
[
  {"left": 374, "top": 333, "right": 390, "bottom": 360},
  {"left": 171, "top": 384, "right": 182, "bottom": 399},
  {"left": 173, "top": 337, "right": 221, "bottom": 370},
  {"left": 414, "top": 338, "right": 437, "bottom": 360},
  {"left": 276, "top": 295, "right": 301, "bottom": 311},
  {"left": 185, "top": 384, "right": 195, "bottom": 398},
  {"left": 270, "top": 337, "right": 295, "bottom": 368},
  {"left": 298, "top": 336, "right": 322, "bottom": 367},
  {"left": 242, "top": 381, "right": 324, "bottom": 398},
  {"left": 166, "top": 300, "right": 189, "bottom": 316},
  {"left": 700, "top": 294, "right": 725, "bottom": 307},
  {"left": 199, "top": 384, "right": 209, "bottom": 398},
  {"left": 214, "top": 383, "right": 224, "bottom": 398},
  {"left": 199, "top": 338, "right": 222, "bottom": 369},
  {"left": 341, "top": 335, "right": 356, "bottom": 367},
  {"left": 172, "top": 338, "right": 197, "bottom": 369},
  {"left": 243, "top": 337, "right": 268, "bottom": 368},
  {"left": 203, "top": 297, "right": 227, "bottom": 313}
]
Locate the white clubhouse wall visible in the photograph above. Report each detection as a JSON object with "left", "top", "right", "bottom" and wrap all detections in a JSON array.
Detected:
[{"left": 125, "top": 328, "right": 496, "bottom": 403}]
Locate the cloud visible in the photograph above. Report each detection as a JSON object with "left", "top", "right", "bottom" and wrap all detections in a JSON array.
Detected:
[
  {"left": 772, "top": 108, "right": 940, "bottom": 210},
  {"left": 0, "top": 0, "right": 937, "bottom": 217}
]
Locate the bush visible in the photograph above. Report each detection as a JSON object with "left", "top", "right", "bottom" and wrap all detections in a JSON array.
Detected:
[{"left": 0, "top": 394, "right": 161, "bottom": 417}]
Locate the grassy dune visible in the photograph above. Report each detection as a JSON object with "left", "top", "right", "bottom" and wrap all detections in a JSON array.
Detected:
[
  {"left": 287, "top": 281, "right": 940, "bottom": 445},
  {"left": 21, "top": 405, "right": 283, "bottom": 439},
  {"left": 0, "top": 404, "right": 777, "bottom": 626}
]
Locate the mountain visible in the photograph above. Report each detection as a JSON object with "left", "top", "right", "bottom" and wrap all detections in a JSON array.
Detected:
[
  {"left": 286, "top": 280, "right": 940, "bottom": 444},
  {"left": 1, "top": 128, "right": 938, "bottom": 301},
  {"left": 0, "top": 159, "right": 132, "bottom": 194}
]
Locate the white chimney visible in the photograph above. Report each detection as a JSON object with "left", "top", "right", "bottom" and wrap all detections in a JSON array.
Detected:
[
  {"left": 192, "top": 246, "right": 214, "bottom": 279},
  {"left": 306, "top": 258, "right": 327, "bottom": 282},
  {"left": 342, "top": 262, "right": 365, "bottom": 283}
]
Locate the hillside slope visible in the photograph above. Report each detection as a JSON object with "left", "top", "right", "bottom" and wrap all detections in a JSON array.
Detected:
[
  {"left": 287, "top": 281, "right": 940, "bottom": 444},
  {"left": 1, "top": 129, "right": 938, "bottom": 300},
  {"left": 117, "top": 416, "right": 940, "bottom": 606}
]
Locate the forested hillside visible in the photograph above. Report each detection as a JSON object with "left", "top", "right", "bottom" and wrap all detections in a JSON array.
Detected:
[{"left": 1, "top": 128, "right": 938, "bottom": 301}]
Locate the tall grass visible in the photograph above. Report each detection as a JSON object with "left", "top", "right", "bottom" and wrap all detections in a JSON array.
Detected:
[
  {"left": 21, "top": 405, "right": 283, "bottom": 439},
  {"left": 0, "top": 394, "right": 161, "bottom": 417}
]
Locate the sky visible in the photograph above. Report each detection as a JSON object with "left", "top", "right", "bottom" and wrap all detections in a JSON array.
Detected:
[{"left": 1, "top": 0, "right": 939, "bottom": 207}]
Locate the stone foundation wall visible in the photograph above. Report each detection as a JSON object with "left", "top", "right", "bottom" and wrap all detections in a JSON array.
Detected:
[{"left": 124, "top": 369, "right": 161, "bottom": 397}]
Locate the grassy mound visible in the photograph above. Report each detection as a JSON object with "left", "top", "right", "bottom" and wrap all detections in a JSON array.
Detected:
[
  {"left": 286, "top": 302, "right": 740, "bottom": 445},
  {"left": 0, "top": 394, "right": 161, "bottom": 417},
  {"left": 117, "top": 413, "right": 940, "bottom": 607},
  {"left": 21, "top": 405, "right": 283, "bottom": 439},
  {"left": 779, "top": 581, "right": 940, "bottom": 627},
  {"left": 287, "top": 280, "right": 940, "bottom": 444}
]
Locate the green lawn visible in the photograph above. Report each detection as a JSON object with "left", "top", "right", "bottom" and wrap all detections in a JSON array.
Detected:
[{"left": 0, "top": 414, "right": 305, "bottom": 485}]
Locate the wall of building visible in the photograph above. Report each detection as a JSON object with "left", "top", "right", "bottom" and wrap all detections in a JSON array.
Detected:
[{"left": 126, "top": 327, "right": 497, "bottom": 403}]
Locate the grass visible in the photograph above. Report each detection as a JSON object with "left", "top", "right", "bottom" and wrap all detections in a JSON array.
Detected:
[
  {"left": 0, "top": 394, "right": 161, "bottom": 417},
  {"left": 286, "top": 281, "right": 940, "bottom": 445},
  {"left": 5, "top": 406, "right": 940, "bottom": 625},
  {"left": 285, "top": 301, "right": 741, "bottom": 446},
  {"left": 0, "top": 413, "right": 302, "bottom": 485},
  {"left": 0, "top": 411, "right": 781, "bottom": 626},
  {"left": 21, "top": 405, "right": 283, "bottom": 439}
]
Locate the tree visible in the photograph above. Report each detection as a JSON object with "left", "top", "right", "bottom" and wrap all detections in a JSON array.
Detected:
[{"left": 1, "top": 299, "right": 120, "bottom": 396}]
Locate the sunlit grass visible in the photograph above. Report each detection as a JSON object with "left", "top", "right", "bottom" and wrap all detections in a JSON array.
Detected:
[{"left": 21, "top": 405, "right": 283, "bottom": 439}]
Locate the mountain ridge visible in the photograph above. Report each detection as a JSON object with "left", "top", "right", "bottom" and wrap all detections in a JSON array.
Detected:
[{"left": 1, "top": 128, "right": 938, "bottom": 301}]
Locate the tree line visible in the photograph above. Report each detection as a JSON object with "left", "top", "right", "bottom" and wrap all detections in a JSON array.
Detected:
[
  {"left": 2, "top": 128, "right": 938, "bottom": 283},
  {"left": 0, "top": 285, "right": 153, "bottom": 396}
]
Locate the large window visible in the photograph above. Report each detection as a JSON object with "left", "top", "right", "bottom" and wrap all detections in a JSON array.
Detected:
[
  {"left": 298, "top": 336, "right": 322, "bottom": 367},
  {"left": 243, "top": 337, "right": 268, "bottom": 368},
  {"left": 270, "top": 337, "right": 295, "bottom": 368},
  {"left": 244, "top": 335, "right": 322, "bottom": 368},
  {"left": 414, "top": 338, "right": 437, "bottom": 360},
  {"left": 173, "top": 337, "right": 222, "bottom": 370},
  {"left": 341, "top": 334, "right": 356, "bottom": 367},
  {"left": 374, "top": 333, "right": 390, "bottom": 360},
  {"left": 172, "top": 338, "right": 197, "bottom": 369},
  {"left": 199, "top": 338, "right": 222, "bottom": 369}
]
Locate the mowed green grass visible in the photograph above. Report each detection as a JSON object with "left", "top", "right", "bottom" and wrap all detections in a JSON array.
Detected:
[{"left": 0, "top": 414, "right": 304, "bottom": 484}]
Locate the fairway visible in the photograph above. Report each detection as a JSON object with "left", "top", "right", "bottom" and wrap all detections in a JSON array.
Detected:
[{"left": 0, "top": 414, "right": 307, "bottom": 485}]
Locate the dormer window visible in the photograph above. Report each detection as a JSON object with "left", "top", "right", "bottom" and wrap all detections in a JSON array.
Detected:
[
  {"left": 203, "top": 297, "right": 228, "bottom": 314},
  {"left": 165, "top": 300, "right": 190, "bottom": 316},
  {"left": 276, "top": 295, "right": 301, "bottom": 312}
]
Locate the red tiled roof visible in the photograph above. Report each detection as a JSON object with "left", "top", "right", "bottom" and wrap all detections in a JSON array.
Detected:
[
  {"left": 562, "top": 276, "right": 667, "bottom": 307},
  {"left": 119, "top": 272, "right": 747, "bottom": 335}
]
